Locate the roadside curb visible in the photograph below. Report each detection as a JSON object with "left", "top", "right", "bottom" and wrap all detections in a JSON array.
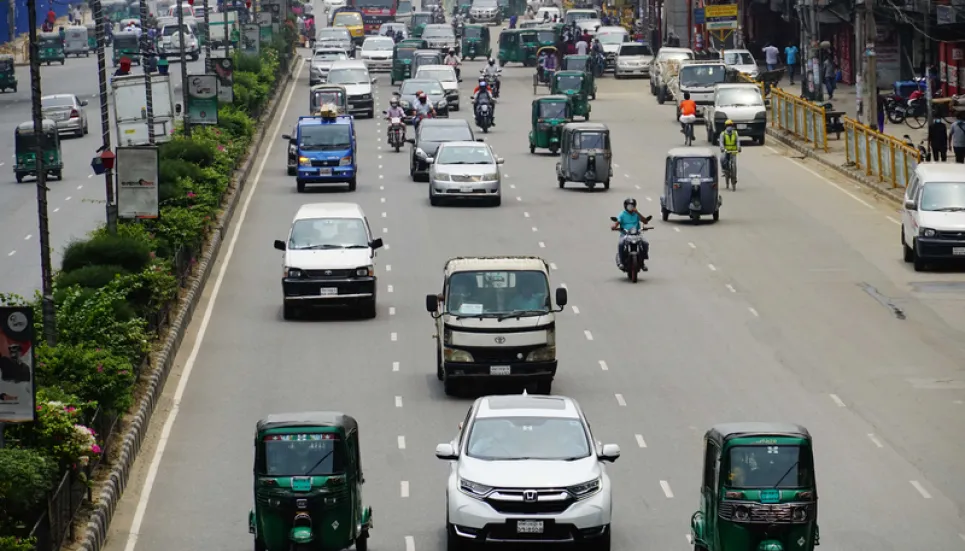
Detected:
[
  {"left": 77, "top": 54, "right": 302, "bottom": 551},
  {"left": 765, "top": 127, "right": 905, "bottom": 206}
]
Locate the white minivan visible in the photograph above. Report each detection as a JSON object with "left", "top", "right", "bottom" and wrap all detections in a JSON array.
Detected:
[
  {"left": 901, "top": 163, "right": 965, "bottom": 271},
  {"left": 326, "top": 60, "right": 376, "bottom": 118}
]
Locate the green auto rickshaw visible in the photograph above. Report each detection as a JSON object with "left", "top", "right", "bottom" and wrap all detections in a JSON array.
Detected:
[
  {"left": 550, "top": 70, "right": 591, "bottom": 119},
  {"left": 691, "top": 423, "right": 820, "bottom": 551},
  {"left": 0, "top": 54, "right": 16, "bottom": 93},
  {"left": 38, "top": 32, "right": 66, "bottom": 65},
  {"left": 461, "top": 24, "right": 491, "bottom": 60},
  {"left": 398, "top": 37, "right": 428, "bottom": 49},
  {"left": 86, "top": 22, "right": 98, "bottom": 49},
  {"left": 112, "top": 30, "right": 141, "bottom": 66},
  {"left": 497, "top": 29, "right": 537, "bottom": 67},
  {"left": 409, "top": 11, "right": 433, "bottom": 38},
  {"left": 536, "top": 24, "right": 562, "bottom": 48},
  {"left": 249, "top": 412, "right": 373, "bottom": 551},
  {"left": 529, "top": 95, "right": 572, "bottom": 154},
  {"left": 562, "top": 54, "right": 596, "bottom": 99},
  {"left": 391, "top": 45, "right": 418, "bottom": 84},
  {"left": 14, "top": 120, "right": 63, "bottom": 183}
]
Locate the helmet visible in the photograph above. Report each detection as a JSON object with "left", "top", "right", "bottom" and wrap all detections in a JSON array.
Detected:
[
  {"left": 417, "top": 91, "right": 427, "bottom": 101},
  {"left": 725, "top": 119, "right": 734, "bottom": 126},
  {"left": 623, "top": 197, "right": 637, "bottom": 209},
  {"left": 448, "top": 48, "right": 455, "bottom": 54},
  {"left": 390, "top": 98, "right": 399, "bottom": 106},
  {"left": 488, "top": 58, "right": 495, "bottom": 66}
]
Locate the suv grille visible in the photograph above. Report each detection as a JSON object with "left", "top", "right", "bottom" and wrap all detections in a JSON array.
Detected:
[{"left": 485, "top": 489, "right": 574, "bottom": 515}]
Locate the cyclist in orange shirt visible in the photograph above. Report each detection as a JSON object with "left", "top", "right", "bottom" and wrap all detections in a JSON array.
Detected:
[{"left": 678, "top": 92, "right": 698, "bottom": 141}]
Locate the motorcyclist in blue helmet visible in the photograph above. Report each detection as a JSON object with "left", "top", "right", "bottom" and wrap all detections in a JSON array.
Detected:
[{"left": 610, "top": 197, "right": 652, "bottom": 271}]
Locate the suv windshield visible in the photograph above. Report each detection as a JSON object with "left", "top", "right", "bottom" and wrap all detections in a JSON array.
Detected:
[
  {"left": 466, "top": 417, "right": 591, "bottom": 460},
  {"left": 920, "top": 182, "right": 965, "bottom": 212},
  {"left": 445, "top": 270, "right": 549, "bottom": 316},
  {"left": 597, "top": 32, "right": 627, "bottom": 44},
  {"left": 289, "top": 217, "right": 368, "bottom": 250},
  {"left": 328, "top": 68, "right": 370, "bottom": 84},
  {"left": 620, "top": 44, "right": 652, "bottom": 56},
  {"left": 717, "top": 88, "right": 763, "bottom": 106},
  {"left": 679, "top": 65, "right": 726, "bottom": 87},
  {"left": 723, "top": 51, "right": 755, "bottom": 65},
  {"left": 727, "top": 445, "right": 813, "bottom": 488},
  {"left": 262, "top": 434, "right": 345, "bottom": 476}
]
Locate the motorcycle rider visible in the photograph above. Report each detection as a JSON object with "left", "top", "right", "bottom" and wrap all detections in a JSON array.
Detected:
[
  {"left": 610, "top": 198, "right": 652, "bottom": 271},
  {"left": 590, "top": 38, "right": 605, "bottom": 74},
  {"left": 481, "top": 57, "right": 501, "bottom": 96},
  {"left": 412, "top": 91, "right": 436, "bottom": 127},
  {"left": 471, "top": 78, "right": 496, "bottom": 125},
  {"left": 444, "top": 48, "right": 461, "bottom": 79},
  {"left": 718, "top": 119, "right": 741, "bottom": 186}
]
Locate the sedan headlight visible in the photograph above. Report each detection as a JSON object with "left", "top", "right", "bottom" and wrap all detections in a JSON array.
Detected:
[
  {"left": 921, "top": 228, "right": 936, "bottom": 237},
  {"left": 433, "top": 172, "right": 452, "bottom": 181},
  {"left": 482, "top": 173, "right": 499, "bottom": 181},
  {"left": 436, "top": 100, "right": 447, "bottom": 108},
  {"left": 400, "top": 100, "right": 411, "bottom": 109},
  {"left": 444, "top": 348, "right": 473, "bottom": 362},
  {"left": 567, "top": 477, "right": 601, "bottom": 499},
  {"left": 285, "top": 267, "right": 303, "bottom": 278},
  {"left": 526, "top": 345, "right": 556, "bottom": 361},
  {"left": 340, "top": 156, "right": 352, "bottom": 166},
  {"left": 356, "top": 265, "right": 373, "bottom": 276},
  {"left": 298, "top": 156, "right": 311, "bottom": 166},
  {"left": 458, "top": 478, "right": 493, "bottom": 498}
]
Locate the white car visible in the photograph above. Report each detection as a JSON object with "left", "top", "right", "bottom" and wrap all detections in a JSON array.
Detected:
[
  {"left": 535, "top": 6, "right": 560, "bottom": 21},
  {"left": 721, "top": 49, "right": 759, "bottom": 79},
  {"left": 576, "top": 18, "right": 603, "bottom": 34},
  {"left": 469, "top": 0, "right": 501, "bottom": 23},
  {"left": 327, "top": 60, "right": 376, "bottom": 117},
  {"left": 901, "top": 163, "right": 965, "bottom": 271},
  {"left": 273, "top": 203, "right": 384, "bottom": 320},
  {"left": 594, "top": 26, "right": 628, "bottom": 71},
  {"left": 614, "top": 41, "right": 653, "bottom": 78},
  {"left": 359, "top": 36, "right": 394, "bottom": 72},
  {"left": 436, "top": 393, "right": 619, "bottom": 549},
  {"left": 414, "top": 64, "right": 460, "bottom": 110},
  {"left": 564, "top": 9, "right": 598, "bottom": 26},
  {"left": 157, "top": 24, "right": 200, "bottom": 60},
  {"left": 323, "top": 0, "right": 347, "bottom": 10},
  {"left": 310, "top": 48, "right": 349, "bottom": 85}
]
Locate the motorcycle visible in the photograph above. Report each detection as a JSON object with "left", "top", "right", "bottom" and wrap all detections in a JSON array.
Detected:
[
  {"left": 480, "top": 69, "right": 501, "bottom": 98},
  {"left": 474, "top": 101, "right": 493, "bottom": 132},
  {"left": 610, "top": 216, "right": 653, "bottom": 283},
  {"left": 903, "top": 133, "right": 930, "bottom": 161},
  {"left": 384, "top": 112, "right": 406, "bottom": 152}
]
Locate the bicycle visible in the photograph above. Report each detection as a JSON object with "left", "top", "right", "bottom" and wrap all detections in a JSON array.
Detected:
[
  {"left": 721, "top": 151, "right": 738, "bottom": 190},
  {"left": 679, "top": 114, "right": 697, "bottom": 146}
]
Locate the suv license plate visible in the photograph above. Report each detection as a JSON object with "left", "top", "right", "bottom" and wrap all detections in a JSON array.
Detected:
[
  {"left": 737, "top": 123, "right": 748, "bottom": 129},
  {"left": 320, "top": 287, "right": 338, "bottom": 296},
  {"left": 517, "top": 520, "right": 544, "bottom": 534},
  {"left": 490, "top": 365, "right": 510, "bottom": 375},
  {"left": 953, "top": 247, "right": 965, "bottom": 255}
]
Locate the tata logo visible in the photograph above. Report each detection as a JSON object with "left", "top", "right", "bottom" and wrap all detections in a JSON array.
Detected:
[
  {"left": 523, "top": 490, "right": 537, "bottom": 502},
  {"left": 494, "top": 336, "right": 506, "bottom": 344}
]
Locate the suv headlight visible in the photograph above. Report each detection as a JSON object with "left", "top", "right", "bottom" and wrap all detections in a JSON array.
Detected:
[
  {"left": 567, "top": 477, "right": 601, "bottom": 499},
  {"left": 444, "top": 348, "right": 473, "bottom": 362},
  {"left": 921, "top": 228, "right": 936, "bottom": 237},
  {"left": 526, "top": 345, "right": 556, "bottom": 361},
  {"left": 459, "top": 478, "right": 493, "bottom": 498},
  {"left": 356, "top": 265, "right": 373, "bottom": 276},
  {"left": 285, "top": 267, "right": 303, "bottom": 278}
]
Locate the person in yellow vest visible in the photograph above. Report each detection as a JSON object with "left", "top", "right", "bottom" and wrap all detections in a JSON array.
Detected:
[{"left": 718, "top": 119, "right": 741, "bottom": 189}]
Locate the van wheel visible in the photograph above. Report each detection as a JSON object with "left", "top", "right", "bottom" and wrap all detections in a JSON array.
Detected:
[
  {"left": 347, "top": 177, "right": 357, "bottom": 191},
  {"left": 360, "top": 299, "right": 376, "bottom": 319},
  {"left": 912, "top": 246, "right": 926, "bottom": 272},
  {"left": 296, "top": 180, "right": 306, "bottom": 193},
  {"left": 282, "top": 303, "right": 297, "bottom": 320},
  {"left": 558, "top": 177, "right": 565, "bottom": 188},
  {"left": 902, "top": 229, "right": 913, "bottom": 262},
  {"left": 757, "top": 134, "right": 766, "bottom": 145}
]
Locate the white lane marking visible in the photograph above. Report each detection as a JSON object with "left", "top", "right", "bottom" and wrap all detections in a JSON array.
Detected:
[
  {"left": 121, "top": 59, "right": 304, "bottom": 551},
  {"left": 645, "top": 196, "right": 652, "bottom": 202},
  {"left": 405, "top": 536, "right": 415, "bottom": 551},
  {"left": 392, "top": 361, "right": 400, "bottom": 372},
  {"left": 378, "top": 155, "right": 383, "bottom": 159},
  {"left": 959, "top": 533, "right": 965, "bottom": 543},
  {"left": 571, "top": 306, "right": 580, "bottom": 314},
  {"left": 598, "top": 360, "right": 608, "bottom": 371},
  {"left": 635, "top": 434, "right": 647, "bottom": 448},
  {"left": 65, "top": 196, "right": 72, "bottom": 201},
  {"left": 767, "top": 146, "right": 876, "bottom": 210},
  {"left": 538, "top": 241, "right": 545, "bottom": 248},
  {"left": 377, "top": 146, "right": 382, "bottom": 151},
  {"left": 87, "top": 174, "right": 92, "bottom": 178},
  {"left": 686, "top": 535, "right": 693, "bottom": 544},
  {"left": 510, "top": 184, "right": 516, "bottom": 189},
  {"left": 389, "top": 307, "right": 396, "bottom": 315},
  {"left": 388, "top": 285, "right": 394, "bottom": 293},
  {"left": 532, "top": 227, "right": 538, "bottom": 232},
  {"left": 7, "top": 250, "right": 15, "bottom": 257},
  {"left": 584, "top": 330, "right": 593, "bottom": 341},
  {"left": 386, "top": 264, "right": 392, "bottom": 271},
  {"left": 613, "top": 163, "right": 620, "bottom": 168},
  {"left": 615, "top": 393, "right": 626, "bottom": 406},
  {"left": 829, "top": 394, "right": 846, "bottom": 407},
  {"left": 688, "top": 242, "right": 696, "bottom": 249},
  {"left": 381, "top": 197, "right": 386, "bottom": 203},
  {"left": 524, "top": 211, "right": 530, "bottom": 218},
  {"left": 549, "top": 262, "right": 557, "bottom": 270},
  {"left": 504, "top": 173, "right": 509, "bottom": 178},
  {"left": 379, "top": 165, "right": 383, "bottom": 169},
  {"left": 77, "top": 185, "right": 83, "bottom": 190},
  {"left": 383, "top": 227, "right": 388, "bottom": 234},
  {"left": 660, "top": 480, "right": 674, "bottom": 498},
  {"left": 379, "top": 174, "right": 384, "bottom": 179},
  {"left": 748, "top": 307, "right": 759, "bottom": 317},
  {"left": 401, "top": 481, "right": 410, "bottom": 498},
  {"left": 516, "top": 196, "right": 522, "bottom": 201},
  {"left": 391, "top": 332, "right": 397, "bottom": 341},
  {"left": 0, "top": 162, "right": 4, "bottom": 167},
  {"left": 384, "top": 244, "right": 390, "bottom": 250},
  {"left": 725, "top": 284, "right": 736, "bottom": 293},
  {"left": 673, "top": 227, "right": 680, "bottom": 232},
  {"left": 624, "top": 173, "right": 630, "bottom": 178},
  {"left": 395, "top": 396, "right": 403, "bottom": 408},
  {"left": 53, "top": 208, "right": 59, "bottom": 213},
  {"left": 886, "top": 216, "right": 901, "bottom": 225},
  {"left": 24, "top": 234, "right": 31, "bottom": 240},
  {"left": 398, "top": 435, "right": 406, "bottom": 449},
  {"left": 382, "top": 212, "right": 387, "bottom": 217},
  {"left": 708, "top": 264, "right": 717, "bottom": 271},
  {"left": 867, "top": 434, "right": 884, "bottom": 448},
  {"left": 634, "top": 184, "right": 640, "bottom": 190},
  {"left": 910, "top": 480, "right": 932, "bottom": 499}
]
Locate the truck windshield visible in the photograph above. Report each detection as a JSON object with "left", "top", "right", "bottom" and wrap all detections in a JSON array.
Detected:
[
  {"left": 262, "top": 434, "right": 345, "bottom": 476},
  {"left": 726, "top": 445, "right": 813, "bottom": 488},
  {"left": 446, "top": 270, "right": 550, "bottom": 316},
  {"left": 300, "top": 125, "right": 352, "bottom": 149},
  {"left": 466, "top": 417, "right": 590, "bottom": 460},
  {"left": 679, "top": 65, "right": 726, "bottom": 87}
]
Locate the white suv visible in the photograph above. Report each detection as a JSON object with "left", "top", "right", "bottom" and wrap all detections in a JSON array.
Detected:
[
  {"left": 901, "top": 163, "right": 965, "bottom": 271},
  {"left": 436, "top": 394, "right": 619, "bottom": 550}
]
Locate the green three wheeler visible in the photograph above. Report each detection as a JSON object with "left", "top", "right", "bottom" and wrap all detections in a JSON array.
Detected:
[
  {"left": 460, "top": 24, "right": 491, "bottom": 60},
  {"left": 529, "top": 95, "right": 573, "bottom": 154},
  {"left": 14, "top": 120, "right": 63, "bottom": 183},
  {"left": 408, "top": 12, "right": 433, "bottom": 38},
  {"left": 549, "top": 70, "right": 591, "bottom": 119},
  {"left": 691, "top": 423, "right": 820, "bottom": 551},
  {"left": 249, "top": 412, "right": 373, "bottom": 551},
  {"left": 562, "top": 54, "right": 596, "bottom": 99},
  {"left": 391, "top": 45, "right": 418, "bottom": 84},
  {"left": 497, "top": 29, "right": 537, "bottom": 67},
  {"left": 0, "top": 54, "right": 16, "bottom": 93},
  {"left": 86, "top": 22, "right": 98, "bottom": 49},
  {"left": 38, "top": 32, "right": 66, "bottom": 65},
  {"left": 112, "top": 30, "right": 141, "bottom": 66}
]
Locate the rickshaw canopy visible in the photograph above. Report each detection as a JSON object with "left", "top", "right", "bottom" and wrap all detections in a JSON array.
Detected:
[
  {"left": 38, "top": 32, "right": 62, "bottom": 45},
  {"left": 666, "top": 147, "right": 717, "bottom": 179},
  {"left": 310, "top": 84, "right": 349, "bottom": 115},
  {"left": 0, "top": 54, "right": 14, "bottom": 70},
  {"left": 532, "top": 95, "right": 572, "bottom": 122},
  {"left": 561, "top": 122, "right": 609, "bottom": 149},
  {"left": 16, "top": 119, "right": 59, "bottom": 135}
]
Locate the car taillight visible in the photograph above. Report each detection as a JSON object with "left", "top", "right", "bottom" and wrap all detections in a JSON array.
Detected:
[{"left": 69, "top": 109, "right": 79, "bottom": 118}]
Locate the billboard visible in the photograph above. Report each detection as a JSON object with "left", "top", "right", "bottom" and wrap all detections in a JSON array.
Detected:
[{"left": 0, "top": 307, "right": 36, "bottom": 423}]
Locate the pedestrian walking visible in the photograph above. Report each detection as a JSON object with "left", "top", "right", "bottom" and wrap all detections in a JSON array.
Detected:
[
  {"left": 949, "top": 115, "right": 965, "bottom": 163},
  {"left": 784, "top": 43, "right": 798, "bottom": 84},
  {"left": 928, "top": 119, "right": 948, "bottom": 161},
  {"left": 762, "top": 43, "right": 779, "bottom": 72},
  {"left": 822, "top": 55, "right": 836, "bottom": 99}
]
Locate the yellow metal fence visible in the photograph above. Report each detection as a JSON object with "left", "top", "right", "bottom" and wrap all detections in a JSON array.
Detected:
[
  {"left": 843, "top": 117, "right": 921, "bottom": 189},
  {"left": 768, "top": 87, "right": 828, "bottom": 151}
]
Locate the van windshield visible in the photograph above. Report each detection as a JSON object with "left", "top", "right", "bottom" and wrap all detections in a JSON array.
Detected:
[
  {"left": 299, "top": 125, "right": 352, "bottom": 150},
  {"left": 726, "top": 445, "right": 813, "bottom": 488},
  {"left": 262, "top": 434, "right": 345, "bottom": 476},
  {"left": 679, "top": 65, "right": 726, "bottom": 87},
  {"left": 289, "top": 218, "right": 368, "bottom": 250},
  {"left": 919, "top": 182, "right": 965, "bottom": 212},
  {"left": 328, "top": 68, "right": 370, "bottom": 85},
  {"left": 445, "top": 270, "right": 550, "bottom": 317}
]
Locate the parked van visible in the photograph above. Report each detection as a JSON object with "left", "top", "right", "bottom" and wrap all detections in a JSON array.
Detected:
[{"left": 901, "top": 163, "right": 965, "bottom": 271}]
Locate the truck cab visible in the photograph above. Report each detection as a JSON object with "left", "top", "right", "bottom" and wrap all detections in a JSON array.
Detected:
[
  {"left": 284, "top": 110, "right": 358, "bottom": 193},
  {"left": 425, "top": 256, "right": 567, "bottom": 396}
]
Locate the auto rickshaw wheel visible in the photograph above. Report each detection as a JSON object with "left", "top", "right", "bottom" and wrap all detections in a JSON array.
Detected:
[
  {"left": 355, "top": 531, "right": 369, "bottom": 551},
  {"left": 53, "top": 170, "right": 62, "bottom": 180},
  {"left": 603, "top": 179, "right": 609, "bottom": 190},
  {"left": 60, "top": 60, "right": 65, "bottom": 65},
  {"left": 549, "top": 146, "right": 558, "bottom": 154},
  {"left": 15, "top": 173, "right": 24, "bottom": 183}
]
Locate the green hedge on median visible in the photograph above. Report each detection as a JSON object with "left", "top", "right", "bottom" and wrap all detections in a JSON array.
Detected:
[{"left": 0, "top": 34, "right": 294, "bottom": 547}]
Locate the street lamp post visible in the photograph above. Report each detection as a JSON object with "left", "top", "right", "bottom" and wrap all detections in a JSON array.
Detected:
[{"left": 91, "top": 0, "right": 118, "bottom": 234}]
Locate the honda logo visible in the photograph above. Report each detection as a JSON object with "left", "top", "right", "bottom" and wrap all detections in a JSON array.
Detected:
[
  {"left": 494, "top": 336, "right": 506, "bottom": 344},
  {"left": 523, "top": 490, "right": 537, "bottom": 502}
]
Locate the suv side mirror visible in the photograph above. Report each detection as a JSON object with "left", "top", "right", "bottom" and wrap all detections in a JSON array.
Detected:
[
  {"left": 370, "top": 237, "right": 384, "bottom": 250},
  {"left": 426, "top": 293, "right": 439, "bottom": 312},
  {"left": 903, "top": 199, "right": 915, "bottom": 210},
  {"left": 599, "top": 443, "right": 620, "bottom": 462},
  {"left": 555, "top": 287, "right": 567, "bottom": 308},
  {"left": 273, "top": 239, "right": 286, "bottom": 251}
]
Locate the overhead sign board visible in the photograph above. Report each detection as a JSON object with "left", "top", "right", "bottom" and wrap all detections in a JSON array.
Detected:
[{"left": 705, "top": 3, "right": 738, "bottom": 35}]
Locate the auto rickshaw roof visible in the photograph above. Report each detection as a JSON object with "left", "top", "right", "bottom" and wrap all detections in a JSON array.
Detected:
[
  {"left": 39, "top": 32, "right": 62, "bottom": 38},
  {"left": 706, "top": 422, "right": 811, "bottom": 446},
  {"left": 0, "top": 54, "right": 14, "bottom": 61},
  {"left": 536, "top": 94, "right": 571, "bottom": 104},
  {"left": 562, "top": 122, "right": 608, "bottom": 133},
  {"left": 666, "top": 146, "right": 716, "bottom": 159},
  {"left": 536, "top": 46, "right": 558, "bottom": 54},
  {"left": 256, "top": 411, "right": 359, "bottom": 434},
  {"left": 114, "top": 30, "right": 139, "bottom": 37},
  {"left": 555, "top": 70, "right": 585, "bottom": 77},
  {"left": 16, "top": 119, "right": 58, "bottom": 133}
]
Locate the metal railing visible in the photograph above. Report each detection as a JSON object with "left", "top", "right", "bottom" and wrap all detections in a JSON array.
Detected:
[
  {"left": 843, "top": 117, "right": 921, "bottom": 189},
  {"left": 769, "top": 87, "right": 828, "bottom": 152}
]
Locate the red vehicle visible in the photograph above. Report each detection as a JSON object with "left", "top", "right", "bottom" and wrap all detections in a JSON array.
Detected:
[{"left": 348, "top": 0, "right": 398, "bottom": 33}]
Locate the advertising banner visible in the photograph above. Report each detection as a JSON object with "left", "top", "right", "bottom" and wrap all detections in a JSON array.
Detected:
[
  {"left": 210, "top": 57, "right": 235, "bottom": 104},
  {"left": 242, "top": 23, "right": 260, "bottom": 55},
  {"left": 117, "top": 146, "right": 160, "bottom": 219},
  {"left": 186, "top": 74, "right": 219, "bottom": 125},
  {"left": 0, "top": 307, "right": 36, "bottom": 423}
]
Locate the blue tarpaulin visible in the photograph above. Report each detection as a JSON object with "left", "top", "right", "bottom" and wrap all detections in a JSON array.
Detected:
[{"left": 1, "top": 0, "right": 72, "bottom": 44}]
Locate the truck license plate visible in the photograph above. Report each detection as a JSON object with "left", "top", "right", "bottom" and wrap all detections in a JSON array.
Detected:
[
  {"left": 318, "top": 168, "right": 332, "bottom": 176},
  {"left": 953, "top": 247, "right": 965, "bottom": 256},
  {"left": 490, "top": 365, "right": 510, "bottom": 375},
  {"left": 320, "top": 287, "right": 338, "bottom": 296},
  {"left": 516, "top": 520, "right": 544, "bottom": 534},
  {"left": 737, "top": 124, "right": 748, "bottom": 129}
]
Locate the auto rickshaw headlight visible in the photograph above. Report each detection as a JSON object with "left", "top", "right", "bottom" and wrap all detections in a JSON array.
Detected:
[
  {"left": 268, "top": 497, "right": 282, "bottom": 507},
  {"left": 526, "top": 345, "right": 555, "bottom": 362},
  {"left": 734, "top": 505, "right": 749, "bottom": 520},
  {"left": 459, "top": 477, "right": 493, "bottom": 498},
  {"left": 567, "top": 477, "right": 601, "bottom": 498},
  {"left": 299, "top": 156, "right": 311, "bottom": 166},
  {"left": 791, "top": 507, "right": 807, "bottom": 521},
  {"left": 444, "top": 347, "right": 473, "bottom": 362}
]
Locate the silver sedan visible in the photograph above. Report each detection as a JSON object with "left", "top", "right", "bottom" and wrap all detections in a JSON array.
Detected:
[
  {"left": 428, "top": 141, "right": 504, "bottom": 207},
  {"left": 40, "top": 94, "right": 89, "bottom": 137}
]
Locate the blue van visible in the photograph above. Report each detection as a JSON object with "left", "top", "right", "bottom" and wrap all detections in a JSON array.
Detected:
[{"left": 285, "top": 112, "right": 358, "bottom": 192}]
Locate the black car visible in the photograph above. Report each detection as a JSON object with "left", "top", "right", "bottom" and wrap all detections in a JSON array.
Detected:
[
  {"left": 407, "top": 119, "right": 476, "bottom": 181},
  {"left": 397, "top": 78, "right": 450, "bottom": 119}
]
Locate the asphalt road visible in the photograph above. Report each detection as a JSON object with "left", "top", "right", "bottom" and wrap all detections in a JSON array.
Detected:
[
  {"left": 0, "top": 47, "right": 206, "bottom": 298},
  {"left": 97, "top": 23, "right": 965, "bottom": 551}
]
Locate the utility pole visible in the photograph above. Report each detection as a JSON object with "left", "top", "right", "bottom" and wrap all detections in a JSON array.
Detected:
[
  {"left": 139, "top": 0, "right": 156, "bottom": 143},
  {"left": 923, "top": 0, "right": 932, "bottom": 132},
  {"left": 26, "top": 0, "right": 57, "bottom": 346},
  {"left": 177, "top": 2, "right": 191, "bottom": 137},
  {"left": 854, "top": 0, "right": 864, "bottom": 123},
  {"left": 92, "top": 0, "right": 118, "bottom": 234},
  {"left": 865, "top": 0, "right": 878, "bottom": 131},
  {"left": 203, "top": 0, "right": 212, "bottom": 63}
]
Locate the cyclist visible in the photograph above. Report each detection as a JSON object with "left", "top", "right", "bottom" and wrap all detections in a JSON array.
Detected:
[
  {"left": 718, "top": 119, "right": 741, "bottom": 189},
  {"left": 678, "top": 91, "right": 697, "bottom": 142}
]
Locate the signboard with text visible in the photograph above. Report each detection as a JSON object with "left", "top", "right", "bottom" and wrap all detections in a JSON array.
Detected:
[
  {"left": 704, "top": 3, "right": 737, "bottom": 40},
  {"left": 186, "top": 74, "right": 219, "bottom": 125},
  {"left": 0, "top": 307, "right": 36, "bottom": 424},
  {"left": 242, "top": 24, "right": 260, "bottom": 54},
  {"left": 117, "top": 146, "right": 160, "bottom": 219}
]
